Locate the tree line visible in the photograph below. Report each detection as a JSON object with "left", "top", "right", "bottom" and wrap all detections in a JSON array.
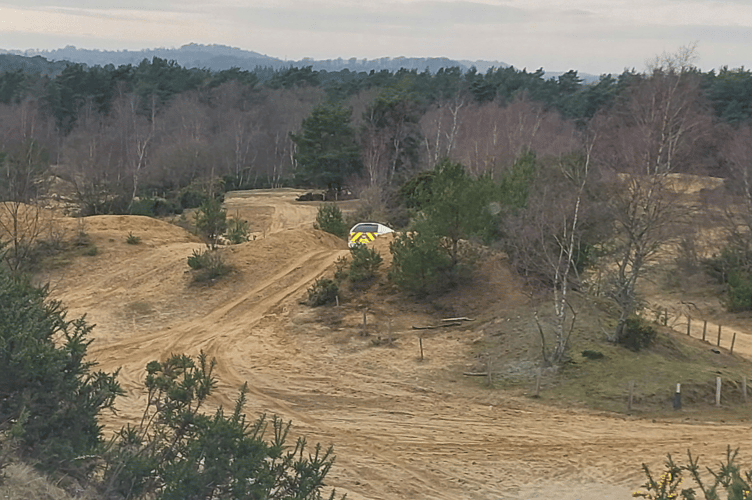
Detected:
[
  {"left": 5, "top": 46, "right": 752, "bottom": 360},
  {"left": 0, "top": 51, "right": 751, "bottom": 211}
]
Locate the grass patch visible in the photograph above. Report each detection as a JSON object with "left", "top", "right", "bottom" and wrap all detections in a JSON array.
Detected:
[{"left": 548, "top": 328, "right": 752, "bottom": 416}]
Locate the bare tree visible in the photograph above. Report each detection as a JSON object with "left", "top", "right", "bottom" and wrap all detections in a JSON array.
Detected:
[
  {"left": 593, "top": 45, "right": 711, "bottom": 341},
  {"left": 452, "top": 96, "right": 579, "bottom": 178},
  {"left": 718, "top": 124, "right": 752, "bottom": 252},
  {"left": 0, "top": 137, "right": 49, "bottom": 272},
  {"left": 505, "top": 144, "right": 596, "bottom": 365},
  {"left": 420, "top": 91, "right": 466, "bottom": 166}
]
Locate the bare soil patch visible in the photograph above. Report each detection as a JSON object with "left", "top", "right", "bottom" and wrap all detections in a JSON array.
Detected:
[{"left": 42, "top": 187, "right": 752, "bottom": 500}]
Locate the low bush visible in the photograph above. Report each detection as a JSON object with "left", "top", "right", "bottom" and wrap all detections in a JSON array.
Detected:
[
  {"left": 195, "top": 198, "right": 228, "bottom": 250},
  {"left": 226, "top": 218, "right": 250, "bottom": 244},
  {"left": 314, "top": 204, "right": 347, "bottom": 238},
  {"left": 333, "top": 256, "right": 349, "bottom": 282},
  {"left": 126, "top": 232, "right": 141, "bottom": 245},
  {"left": 306, "top": 278, "right": 338, "bottom": 306},
  {"left": 102, "top": 353, "right": 340, "bottom": 500},
  {"left": 0, "top": 268, "right": 122, "bottom": 474},
  {"left": 635, "top": 446, "right": 750, "bottom": 500},
  {"left": 389, "top": 228, "right": 451, "bottom": 295},
  {"left": 581, "top": 350, "right": 605, "bottom": 360},
  {"left": 618, "top": 317, "right": 657, "bottom": 352},
  {"left": 348, "top": 243, "right": 382, "bottom": 284},
  {"left": 722, "top": 269, "right": 752, "bottom": 313},
  {"left": 187, "top": 249, "right": 230, "bottom": 282}
]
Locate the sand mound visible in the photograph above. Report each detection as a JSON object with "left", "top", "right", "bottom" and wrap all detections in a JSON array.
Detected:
[{"left": 45, "top": 188, "right": 752, "bottom": 500}]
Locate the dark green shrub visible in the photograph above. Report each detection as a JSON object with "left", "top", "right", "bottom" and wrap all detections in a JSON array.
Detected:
[
  {"left": 722, "top": 269, "right": 752, "bottom": 312},
  {"left": 130, "top": 197, "right": 182, "bottom": 217},
  {"left": 348, "top": 243, "right": 382, "bottom": 283},
  {"left": 188, "top": 249, "right": 229, "bottom": 282},
  {"left": 702, "top": 245, "right": 752, "bottom": 312},
  {"left": 618, "top": 317, "right": 657, "bottom": 352},
  {"left": 103, "top": 353, "right": 340, "bottom": 500},
  {"left": 187, "top": 248, "right": 209, "bottom": 270},
  {"left": 581, "top": 350, "right": 605, "bottom": 360},
  {"left": 702, "top": 246, "right": 750, "bottom": 284},
  {"left": 314, "top": 204, "right": 347, "bottom": 238},
  {"left": 306, "top": 278, "right": 338, "bottom": 306},
  {"left": 178, "top": 187, "right": 210, "bottom": 210},
  {"left": 389, "top": 227, "right": 451, "bottom": 295},
  {"left": 0, "top": 268, "right": 122, "bottom": 473}
]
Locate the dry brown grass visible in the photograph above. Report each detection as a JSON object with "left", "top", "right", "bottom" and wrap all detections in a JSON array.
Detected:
[{"left": 0, "top": 463, "right": 94, "bottom": 500}]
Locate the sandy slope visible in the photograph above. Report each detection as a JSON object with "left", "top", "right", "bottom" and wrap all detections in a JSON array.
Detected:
[{"left": 43, "top": 189, "right": 752, "bottom": 500}]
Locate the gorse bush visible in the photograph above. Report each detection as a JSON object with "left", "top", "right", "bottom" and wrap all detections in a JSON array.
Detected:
[
  {"left": 635, "top": 446, "right": 752, "bottom": 500},
  {"left": 0, "top": 268, "right": 122, "bottom": 473},
  {"left": 102, "top": 352, "right": 340, "bottom": 500},
  {"left": 314, "top": 204, "right": 347, "bottom": 238}
]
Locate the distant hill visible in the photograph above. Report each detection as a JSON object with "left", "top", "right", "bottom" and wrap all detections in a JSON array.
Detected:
[
  {"left": 0, "top": 43, "right": 600, "bottom": 82},
  {"left": 0, "top": 53, "right": 70, "bottom": 75},
  {"left": 2, "top": 43, "right": 509, "bottom": 74}
]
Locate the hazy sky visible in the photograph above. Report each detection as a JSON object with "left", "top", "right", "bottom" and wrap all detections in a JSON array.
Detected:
[{"left": 0, "top": 0, "right": 750, "bottom": 75}]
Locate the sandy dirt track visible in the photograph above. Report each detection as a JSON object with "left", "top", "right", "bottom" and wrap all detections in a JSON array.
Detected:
[{"left": 43, "top": 189, "right": 752, "bottom": 500}]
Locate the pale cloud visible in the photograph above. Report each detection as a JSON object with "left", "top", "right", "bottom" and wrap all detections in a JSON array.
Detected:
[{"left": 0, "top": 0, "right": 750, "bottom": 74}]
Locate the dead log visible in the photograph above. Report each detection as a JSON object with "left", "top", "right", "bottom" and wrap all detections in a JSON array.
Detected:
[{"left": 412, "top": 322, "right": 462, "bottom": 330}]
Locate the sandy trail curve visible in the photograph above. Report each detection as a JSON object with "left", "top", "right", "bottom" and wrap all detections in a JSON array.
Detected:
[{"left": 44, "top": 190, "right": 752, "bottom": 500}]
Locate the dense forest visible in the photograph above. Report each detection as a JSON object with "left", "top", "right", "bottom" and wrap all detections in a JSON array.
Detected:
[{"left": 1, "top": 50, "right": 752, "bottom": 213}]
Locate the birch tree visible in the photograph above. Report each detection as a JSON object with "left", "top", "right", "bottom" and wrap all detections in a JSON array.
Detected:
[{"left": 594, "top": 45, "right": 710, "bottom": 342}]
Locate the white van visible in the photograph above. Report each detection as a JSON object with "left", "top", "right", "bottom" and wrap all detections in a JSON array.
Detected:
[{"left": 348, "top": 222, "right": 394, "bottom": 248}]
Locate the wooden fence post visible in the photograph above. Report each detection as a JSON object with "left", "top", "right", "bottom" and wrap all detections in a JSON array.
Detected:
[
  {"left": 628, "top": 380, "right": 635, "bottom": 412},
  {"left": 687, "top": 316, "right": 691, "bottom": 336},
  {"left": 717, "top": 325, "right": 722, "bottom": 347},
  {"left": 664, "top": 308, "right": 668, "bottom": 326},
  {"left": 486, "top": 354, "right": 492, "bottom": 387},
  {"left": 419, "top": 336, "right": 424, "bottom": 361},
  {"left": 702, "top": 320, "right": 707, "bottom": 342},
  {"left": 534, "top": 367, "right": 542, "bottom": 397},
  {"left": 362, "top": 309, "right": 367, "bottom": 336},
  {"left": 716, "top": 377, "right": 722, "bottom": 407},
  {"left": 731, "top": 332, "right": 737, "bottom": 355}
]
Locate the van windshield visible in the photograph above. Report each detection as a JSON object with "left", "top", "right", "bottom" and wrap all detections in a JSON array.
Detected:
[{"left": 352, "top": 223, "right": 378, "bottom": 233}]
